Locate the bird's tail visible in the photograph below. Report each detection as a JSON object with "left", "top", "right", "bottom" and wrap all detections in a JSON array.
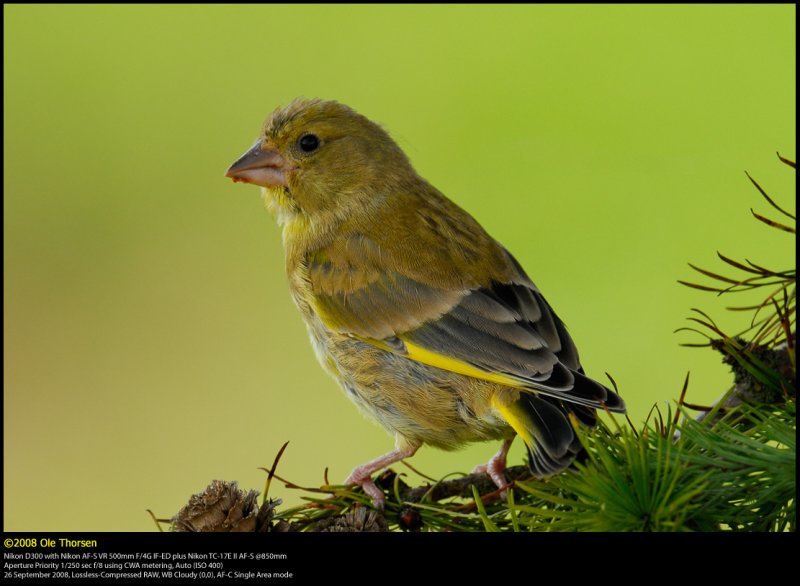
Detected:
[
  {"left": 495, "top": 374, "right": 624, "bottom": 477},
  {"left": 496, "top": 393, "right": 581, "bottom": 477}
]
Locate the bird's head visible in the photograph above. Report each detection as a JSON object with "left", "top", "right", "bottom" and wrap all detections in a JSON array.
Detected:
[{"left": 226, "top": 98, "right": 414, "bottom": 226}]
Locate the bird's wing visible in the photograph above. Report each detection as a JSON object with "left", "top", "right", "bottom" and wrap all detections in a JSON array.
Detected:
[{"left": 308, "top": 232, "right": 623, "bottom": 413}]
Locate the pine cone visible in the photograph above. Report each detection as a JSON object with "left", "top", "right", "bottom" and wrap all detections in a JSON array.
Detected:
[
  {"left": 314, "top": 506, "right": 387, "bottom": 532},
  {"left": 172, "top": 480, "right": 259, "bottom": 532}
]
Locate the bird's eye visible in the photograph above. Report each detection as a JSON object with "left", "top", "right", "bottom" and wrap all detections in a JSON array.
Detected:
[{"left": 298, "top": 134, "right": 320, "bottom": 153}]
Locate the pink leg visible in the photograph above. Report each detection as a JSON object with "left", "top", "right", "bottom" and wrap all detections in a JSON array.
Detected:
[
  {"left": 472, "top": 437, "right": 514, "bottom": 493},
  {"left": 345, "top": 440, "right": 421, "bottom": 509}
]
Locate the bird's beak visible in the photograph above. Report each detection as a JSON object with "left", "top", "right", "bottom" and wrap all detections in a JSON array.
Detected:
[{"left": 225, "top": 140, "right": 289, "bottom": 188}]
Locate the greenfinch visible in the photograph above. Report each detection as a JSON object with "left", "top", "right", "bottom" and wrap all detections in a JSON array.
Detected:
[{"left": 226, "top": 98, "right": 625, "bottom": 506}]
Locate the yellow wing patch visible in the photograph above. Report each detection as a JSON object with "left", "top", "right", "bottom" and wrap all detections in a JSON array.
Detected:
[
  {"left": 398, "top": 338, "right": 526, "bottom": 389},
  {"left": 490, "top": 395, "right": 536, "bottom": 449}
]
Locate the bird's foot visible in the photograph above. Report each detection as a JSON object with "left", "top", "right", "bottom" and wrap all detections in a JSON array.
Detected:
[
  {"left": 344, "top": 467, "right": 386, "bottom": 510},
  {"left": 344, "top": 442, "right": 421, "bottom": 510},
  {"left": 472, "top": 438, "right": 514, "bottom": 498},
  {"left": 472, "top": 463, "right": 488, "bottom": 474}
]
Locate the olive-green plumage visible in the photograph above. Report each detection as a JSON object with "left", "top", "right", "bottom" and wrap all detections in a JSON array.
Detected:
[{"left": 226, "top": 98, "right": 625, "bottom": 505}]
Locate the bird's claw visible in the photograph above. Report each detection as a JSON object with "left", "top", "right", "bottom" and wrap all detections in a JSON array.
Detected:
[{"left": 345, "top": 470, "right": 386, "bottom": 510}]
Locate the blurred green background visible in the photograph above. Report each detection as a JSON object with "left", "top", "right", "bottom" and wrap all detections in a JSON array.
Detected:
[{"left": 4, "top": 5, "right": 795, "bottom": 531}]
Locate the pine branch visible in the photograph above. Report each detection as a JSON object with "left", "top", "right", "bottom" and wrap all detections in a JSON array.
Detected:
[{"left": 694, "top": 341, "right": 794, "bottom": 427}]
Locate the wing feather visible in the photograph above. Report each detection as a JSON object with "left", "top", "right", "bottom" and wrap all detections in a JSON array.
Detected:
[{"left": 308, "top": 233, "right": 624, "bottom": 412}]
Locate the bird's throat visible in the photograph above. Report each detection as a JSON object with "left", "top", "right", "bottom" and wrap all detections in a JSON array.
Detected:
[{"left": 262, "top": 186, "right": 300, "bottom": 227}]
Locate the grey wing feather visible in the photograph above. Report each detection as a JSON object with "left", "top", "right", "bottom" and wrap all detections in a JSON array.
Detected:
[{"left": 401, "top": 249, "right": 625, "bottom": 413}]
